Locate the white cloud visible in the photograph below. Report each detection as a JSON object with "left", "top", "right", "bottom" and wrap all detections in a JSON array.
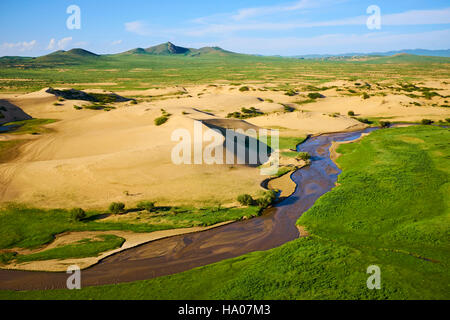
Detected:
[
  {"left": 204, "top": 29, "right": 450, "bottom": 55},
  {"left": 111, "top": 40, "right": 123, "bottom": 46},
  {"left": 57, "top": 37, "right": 73, "bottom": 49},
  {"left": 46, "top": 37, "right": 73, "bottom": 51},
  {"left": 181, "top": 7, "right": 450, "bottom": 36},
  {"left": 0, "top": 40, "right": 37, "bottom": 54},
  {"left": 383, "top": 8, "right": 450, "bottom": 25},
  {"left": 47, "top": 38, "right": 56, "bottom": 50},
  {"left": 125, "top": 21, "right": 153, "bottom": 36},
  {"left": 232, "top": 0, "right": 315, "bottom": 21}
]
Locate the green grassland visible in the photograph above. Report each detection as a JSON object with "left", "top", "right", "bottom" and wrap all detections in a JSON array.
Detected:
[
  {"left": 2, "top": 125, "right": 448, "bottom": 299},
  {"left": 0, "top": 204, "right": 260, "bottom": 265},
  {"left": 15, "top": 235, "right": 125, "bottom": 263},
  {"left": 1, "top": 52, "right": 449, "bottom": 93}
]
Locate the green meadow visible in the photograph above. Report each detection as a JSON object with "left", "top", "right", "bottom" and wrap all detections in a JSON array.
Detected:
[
  {"left": 2, "top": 125, "right": 448, "bottom": 299},
  {"left": 1, "top": 52, "right": 449, "bottom": 93}
]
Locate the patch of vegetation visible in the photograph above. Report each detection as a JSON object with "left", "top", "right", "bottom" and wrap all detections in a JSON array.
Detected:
[
  {"left": 422, "top": 91, "right": 441, "bottom": 100},
  {"left": 109, "top": 202, "right": 126, "bottom": 214},
  {"left": 294, "top": 99, "right": 316, "bottom": 105},
  {"left": 282, "top": 104, "right": 296, "bottom": 112},
  {"left": 421, "top": 119, "right": 434, "bottom": 125},
  {"left": 137, "top": 201, "right": 156, "bottom": 213},
  {"left": 237, "top": 191, "right": 276, "bottom": 209},
  {"left": 0, "top": 203, "right": 261, "bottom": 253},
  {"left": 362, "top": 92, "right": 370, "bottom": 99},
  {"left": 307, "top": 92, "right": 324, "bottom": 99},
  {"left": 70, "top": 208, "right": 86, "bottom": 222},
  {"left": 285, "top": 89, "right": 297, "bottom": 96},
  {"left": 239, "top": 86, "right": 250, "bottom": 92},
  {"left": 154, "top": 109, "right": 171, "bottom": 126},
  {"left": 15, "top": 234, "right": 125, "bottom": 263},
  {"left": 354, "top": 117, "right": 373, "bottom": 125},
  {"left": 226, "top": 107, "right": 263, "bottom": 119},
  {"left": 379, "top": 121, "right": 391, "bottom": 128},
  {"left": 348, "top": 111, "right": 355, "bottom": 116},
  {"left": 0, "top": 119, "right": 57, "bottom": 135},
  {"left": 154, "top": 116, "right": 169, "bottom": 126}
]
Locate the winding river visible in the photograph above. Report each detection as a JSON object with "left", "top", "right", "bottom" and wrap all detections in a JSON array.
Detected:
[{"left": 0, "top": 127, "right": 379, "bottom": 291}]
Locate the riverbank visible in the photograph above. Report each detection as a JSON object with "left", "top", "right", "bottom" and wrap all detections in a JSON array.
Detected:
[{"left": 1, "top": 125, "right": 447, "bottom": 299}]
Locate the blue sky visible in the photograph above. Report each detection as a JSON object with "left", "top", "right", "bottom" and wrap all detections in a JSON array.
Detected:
[{"left": 1, "top": 0, "right": 450, "bottom": 56}]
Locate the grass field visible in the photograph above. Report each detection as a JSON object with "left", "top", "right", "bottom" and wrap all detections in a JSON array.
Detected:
[
  {"left": 1, "top": 53, "right": 449, "bottom": 93},
  {"left": 0, "top": 204, "right": 261, "bottom": 265},
  {"left": 15, "top": 235, "right": 125, "bottom": 263},
  {"left": 1, "top": 125, "right": 447, "bottom": 299}
]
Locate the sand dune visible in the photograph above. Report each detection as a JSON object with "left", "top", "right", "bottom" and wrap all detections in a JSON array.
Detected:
[{"left": 1, "top": 81, "right": 449, "bottom": 209}]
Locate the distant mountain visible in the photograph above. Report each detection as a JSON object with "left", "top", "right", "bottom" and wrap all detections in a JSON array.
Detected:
[
  {"left": 292, "top": 49, "right": 450, "bottom": 59},
  {"left": 33, "top": 48, "right": 101, "bottom": 65},
  {"left": 0, "top": 48, "right": 101, "bottom": 67},
  {"left": 119, "top": 42, "right": 236, "bottom": 57}
]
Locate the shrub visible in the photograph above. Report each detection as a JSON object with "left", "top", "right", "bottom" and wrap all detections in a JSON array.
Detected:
[
  {"left": 285, "top": 89, "right": 297, "bottom": 96},
  {"left": 237, "top": 194, "right": 255, "bottom": 206},
  {"left": 422, "top": 91, "right": 440, "bottom": 100},
  {"left": 109, "top": 202, "right": 125, "bottom": 214},
  {"left": 239, "top": 86, "right": 250, "bottom": 92},
  {"left": 73, "top": 105, "right": 82, "bottom": 110},
  {"left": 348, "top": 111, "right": 355, "bottom": 116},
  {"left": 362, "top": 92, "right": 370, "bottom": 99},
  {"left": 130, "top": 100, "right": 138, "bottom": 105},
  {"left": 137, "top": 201, "right": 156, "bottom": 213},
  {"left": 297, "top": 152, "right": 311, "bottom": 161},
  {"left": 307, "top": 92, "right": 323, "bottom": 99},
  {"left": 283, "top": 104, "right": 296, "bottom": 112},
  {"left": 356, "top": 118, "right": 372, "bottom": 124},
  {"left": 154, "top": 116, "right": 169, "bottom": 126},
  {"left": 379, "top": 121, "right": 391, "bottom": 128},
  {"left": 70, "top": 208, "right": 86, "bottom": 222},
  {"left": 421, "top": 119, "right": 433, "bottom": 125},
  {"left": 446, "top": 118, "right": 450, "bottom": 123},
  {"left": 256, "top": 190, "right": 277, "bottom": 208},
  {"left": 0, "top": 111, "right": 4, "bottom": 119}
]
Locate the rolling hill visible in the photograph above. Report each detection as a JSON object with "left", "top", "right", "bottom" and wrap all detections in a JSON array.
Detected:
[{"left": 119, "top": 42, "right": 236, "bottom": 57}]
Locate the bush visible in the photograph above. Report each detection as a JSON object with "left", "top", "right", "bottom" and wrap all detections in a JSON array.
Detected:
[
  {"left": 362, "top": 92, "right": 370, "bottom": 99},
  {"left": 137, "top": 201, "right": 156, "bottom": 213},
  {"left": 237, "top": 194, "right": 255, "bottom": 206},
  {"left": 348, "top": 111, "right": 355, "bottom": 116},
  {"left": 297, "top": 152, "right": 311, "bottom": 161},
  {"left": 285, "top": 89, "right": 297, "bottom": 96},
  {"left": 109, "top": 202, "right": 125, "bottom": 214},
  {"left": 446, "top": 118, "right": 450, "bottom": 123},
  {"left": 379, "top": 121, "right": 391, "bottom": 128},
  {"left": 70, "top": 208, "right": 86, "bottom": 222},
  {"left": 239, "top": 86, "right": 250, "bottom": 92},
  {"left": 307, "top": 92, "right": 323, "bottom": 99},
  {"left": 356, "top": 118, "right": 372, "bottom": 124},
  {"left": 154, "top": 116, "right": 169, "bottom": 126},
  {"left": 421, "top": 119, "right": 433, "bottom": 125},
  {"left": 73, "top": 105, "right": 82, "bottom": 110},
  {"left": 256, "top": 190, "right": 277, "bottom": 208},
  {"left": 130, "top": 100, "right": 138, "bottom": 105}
]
